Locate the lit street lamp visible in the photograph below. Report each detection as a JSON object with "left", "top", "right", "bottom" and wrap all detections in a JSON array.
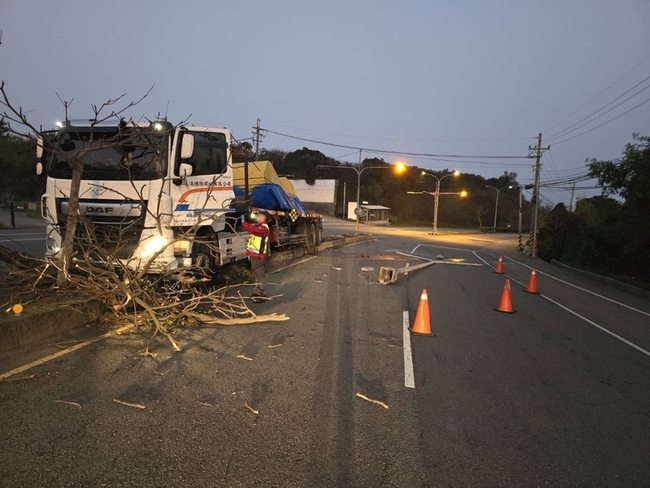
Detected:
[
  {"left": 416, "top": 170, "right": 461, "bottom": 234},
  {"left": 485, "top": 185, "right": 513, "bottom": 229},
  {"left": 318, "top": 151, "right": 406, "bottom": 230}
]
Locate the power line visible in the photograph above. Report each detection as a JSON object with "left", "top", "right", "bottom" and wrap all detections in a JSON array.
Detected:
[
  {"left": 545, "top": 52, "right": 650, "bottom": 133},
  {"left": 262, "top": 120, "right": 534, "bottom": 143},
  {"left": 546, "top": 74, "right": 650, "bottom": 142},
  {"left": 263, "top": 128, "right": 530, "bottom": 159},
  {"left": 550, "top": 95, "right": 650, "bottom": 146}
]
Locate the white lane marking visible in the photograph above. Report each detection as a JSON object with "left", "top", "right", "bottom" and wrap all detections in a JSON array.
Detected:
[
  {"left": 503, "top": 255, "right": 650, "bottom": 318},
  {"left": 472, "top": 251, "right": 650, "bottom": 358},
  {"left": 396, "top": 251, "right": 483, "bottom": 267},
  {"left": 0, "top": 324, "right": 136, "bottom": 381},
  {"left": 411, "top": 244, "right": 421, "bottom": 254},
  {"left": 540, "top": 294, "right": 650, "bottom": 358},
  {"left": 269, "top": 255, "right": 317, "bottom": 275},
  {"left": 396, "top": 251, "right": 434, "bottom": 262},
  {"left": 403, "top": 310, "right": 415, "bottom": 388},
  {"left": 418, "top": 244, "right": 475, "bottom": 253}
]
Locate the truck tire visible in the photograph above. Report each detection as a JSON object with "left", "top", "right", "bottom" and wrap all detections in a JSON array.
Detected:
[
  {"left": 305, "top": 223, "right": 316, "bottom": 254},
  {"left": 193, "top": 243, "right": 216, "bottom": 275},
  {"left": 315, "top": 223, "right": 323, "bottom": 247}
]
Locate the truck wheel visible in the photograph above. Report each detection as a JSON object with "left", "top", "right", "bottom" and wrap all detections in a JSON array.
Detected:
[
  {"left": 193, "top": 244, "right": 215, "bottom": 275},
  {"left": 315, "top": 224, "right": 323, "bottom": 247},
  {"left": 305, "top": 224, "right": 316, "bottom": 254}
]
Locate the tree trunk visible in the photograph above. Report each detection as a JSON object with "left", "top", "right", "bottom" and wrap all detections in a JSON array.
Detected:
[{"left": 57, "top": 163, "right": 83, "bottom": 285}]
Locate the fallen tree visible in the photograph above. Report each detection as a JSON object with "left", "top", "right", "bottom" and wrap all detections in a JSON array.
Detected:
[{"left": 0, "top": 85, "right": 288, "bottom": 350}]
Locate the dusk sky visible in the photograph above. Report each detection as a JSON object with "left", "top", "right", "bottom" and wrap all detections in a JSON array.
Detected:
[{"left": 2, "top": 0, "right": 649, "bottom": 206}]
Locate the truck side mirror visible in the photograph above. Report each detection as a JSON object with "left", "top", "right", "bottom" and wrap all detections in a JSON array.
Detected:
[
  {"left": 180, "top": 162, "right": 193, "bottom": 177},
  {"left": 180, "top": 134, "right": 195, "bottom": 160},
  {"left": 36, "top": 162, "right": 43, "bottom": 176},
  {"left": 36, "top": 136, "right": 44, "bottom": 159}
]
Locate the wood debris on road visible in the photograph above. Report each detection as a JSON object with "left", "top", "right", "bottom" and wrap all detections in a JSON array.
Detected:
[
  {"left": 244, "top": 403, "right": 259, "bottom": 415},
  {"left": 236, "top": 354, "right": 254, "bottom": 361},
  {"left": 0, "top": 374, "right": 36, "bottom": 382},
  {"left": 113, "top": 399, "right": 147, "bottom": 410},
  {"left": 54, "top": 400, "right": 81, "bottom": 409},
  {"left": 356, "top": 393, "right": 389, "bottom": 409}
]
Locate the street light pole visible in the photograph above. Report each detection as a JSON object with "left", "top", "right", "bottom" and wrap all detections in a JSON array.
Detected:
[
  {"left": 317, "top": 157, "right": 406, "bottom": 232},
  {"left": 494, "top": 190, "right": 500, "bottom": 228},
  {"left": 422, "top": 171, "right": 459, "bottom": 235},
  {"left": 486, "top": 185, "right": 513, "bottom": 229},
  {"left": 356, "top": 149, "right": 362, "bottom": 231},
  {"left": 433, "top": 180, "right": 441, "bottom": 234}
]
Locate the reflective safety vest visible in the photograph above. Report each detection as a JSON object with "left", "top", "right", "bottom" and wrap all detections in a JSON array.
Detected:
[{"left": 246, "top": 223, "right": 269, "bottom": 256}]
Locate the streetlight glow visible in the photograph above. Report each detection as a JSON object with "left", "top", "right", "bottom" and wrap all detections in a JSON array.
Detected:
[
  {"left": 453, "top": 170, "right": 460, "bottom": 176},
  {"left": 395, "top": 162, "right": 406, "bottom": 173},
  {"left": 460, "top": 190, "right": 468, "bottom": 197}
]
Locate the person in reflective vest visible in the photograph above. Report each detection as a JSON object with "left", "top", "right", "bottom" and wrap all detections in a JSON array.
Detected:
[{"left": 242, "top": 211, "right": 270, "bottom": 302}]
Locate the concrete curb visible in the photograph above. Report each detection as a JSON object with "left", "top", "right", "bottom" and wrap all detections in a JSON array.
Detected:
[
  {"left": 0, "top": 300, "right": 104, "bottom": 353},
  {"left": 317, "top": 234, "right": 373, "bottom": 251},
  {"left": 550, "top": 259, "right": 650, "bottom": 300},
  {"left": 268, "top": 234, "right": 373, "bottom": 264}
]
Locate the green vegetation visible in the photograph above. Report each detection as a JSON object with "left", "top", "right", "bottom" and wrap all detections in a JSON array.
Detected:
[
  {"left": 538, "top": 134, "right": 650, "bottom": 286},
  {"left": 0, "top": 119, "right": 43, "bottom": 204}
]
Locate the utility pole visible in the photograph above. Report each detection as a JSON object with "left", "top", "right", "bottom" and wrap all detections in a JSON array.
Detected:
[
  {"left": 342, "top": 181, "right": 347, "bottom": 217},
  {"left": 569, "top": 182, "right": 576, "bottom": 212},
  {"left": 518, "top": 186, "right": 523, "bottom": 251},
  {"left": 356, "top": 149, "right": 362, "bottom": 231},
  {"left": 528, "top": 133, "right": 549, "bottom": 257},
  {"left": 253, "top": 118, "right": 262, "bottom": 161}
]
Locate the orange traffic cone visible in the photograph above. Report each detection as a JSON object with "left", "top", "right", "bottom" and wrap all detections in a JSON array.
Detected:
[
  {"left": 494, "top": 256, "right": 504, "bottom": 274},
  {"left": 495, "top": 279, "right": 516, "bottom": 314},
  {"left": 525, "top": 269, "right": 540, "bottom": 294},
  {"left": 411, "top": 289, "right": 433, "bottom": 335}
]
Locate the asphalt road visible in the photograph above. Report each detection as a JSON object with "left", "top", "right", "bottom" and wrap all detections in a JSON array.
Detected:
[
  {"left": 0, "top": 210, "right": 47, "bottom": 257},
  {"left": 1, "top": 223, "right": 649, "bottom": 486}
]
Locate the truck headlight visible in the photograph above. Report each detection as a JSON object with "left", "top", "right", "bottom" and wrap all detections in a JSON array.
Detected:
[
  {"left": 142, "top": 236, "right": 168, "bottom": 257},
  {"left": 46, "top": 237, "right": 61, "bottom": 253}
]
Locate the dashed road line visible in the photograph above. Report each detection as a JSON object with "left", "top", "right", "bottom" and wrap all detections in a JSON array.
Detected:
[{"left": 403, "top": 310, "right": 415, "bottom": 388}]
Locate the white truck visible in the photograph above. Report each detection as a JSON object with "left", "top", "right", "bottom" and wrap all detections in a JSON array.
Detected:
[{"left": 36, "top": 118, "right": 322, "bottom": 274}]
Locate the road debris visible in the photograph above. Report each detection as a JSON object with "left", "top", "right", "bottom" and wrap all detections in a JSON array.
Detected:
[
  {"left": 0, "top": 374, "right": 36, "bottom": 383},
  {"left": 356, "top": 393, "right": 389, "bottom": 409},
  {"left": 113, "top": 399, "right": 147, "bottom": 410},
  {"left": 140, "top": 347, "right": 157, "bottom": 358},
  {"left": 268, "top": 344, "right": 283, "bottom": 349},
  {"left": 236, "top": 354, "right": 254, "bottom": 361},
  {"left": 360, "top": 267, "right": 374, "bottom": 272},
  {"left": 198, "top": 402, "right": 213, "bottom": 407},
  {"left": 244, "top": 403, "right": 259, "bottom": 415},
  {"left": 54, "top": 400, "right": 81, "bottom": 409},
  {"left": 153, "top": 370, "right": 164, "bottom": 376},
  {"left": 332, "top": 266, "right": 342, "bottom": 271}
]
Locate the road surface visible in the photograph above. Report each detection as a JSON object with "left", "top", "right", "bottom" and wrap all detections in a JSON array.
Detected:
[{"left": 1, "top": 222, "right": 649, "bottom": 486}]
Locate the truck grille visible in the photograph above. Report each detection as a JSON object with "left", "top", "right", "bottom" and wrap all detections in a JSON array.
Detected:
[{"left": 58, "top": 199, "right": 147, "bottom": 260}]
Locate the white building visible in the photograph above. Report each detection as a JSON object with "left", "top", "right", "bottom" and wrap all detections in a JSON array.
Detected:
[{"left": 290, "top": 179, "right": 337, "bottom": 215}]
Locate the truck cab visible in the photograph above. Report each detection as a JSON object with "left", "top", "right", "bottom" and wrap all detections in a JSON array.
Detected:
[{"left": 38, "top": 118, "right": 243, "bottom": 274}]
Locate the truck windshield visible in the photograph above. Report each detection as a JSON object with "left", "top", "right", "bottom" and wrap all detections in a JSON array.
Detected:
[{"left": 48, "top": 128, "right": 167, "bottom": 180}]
